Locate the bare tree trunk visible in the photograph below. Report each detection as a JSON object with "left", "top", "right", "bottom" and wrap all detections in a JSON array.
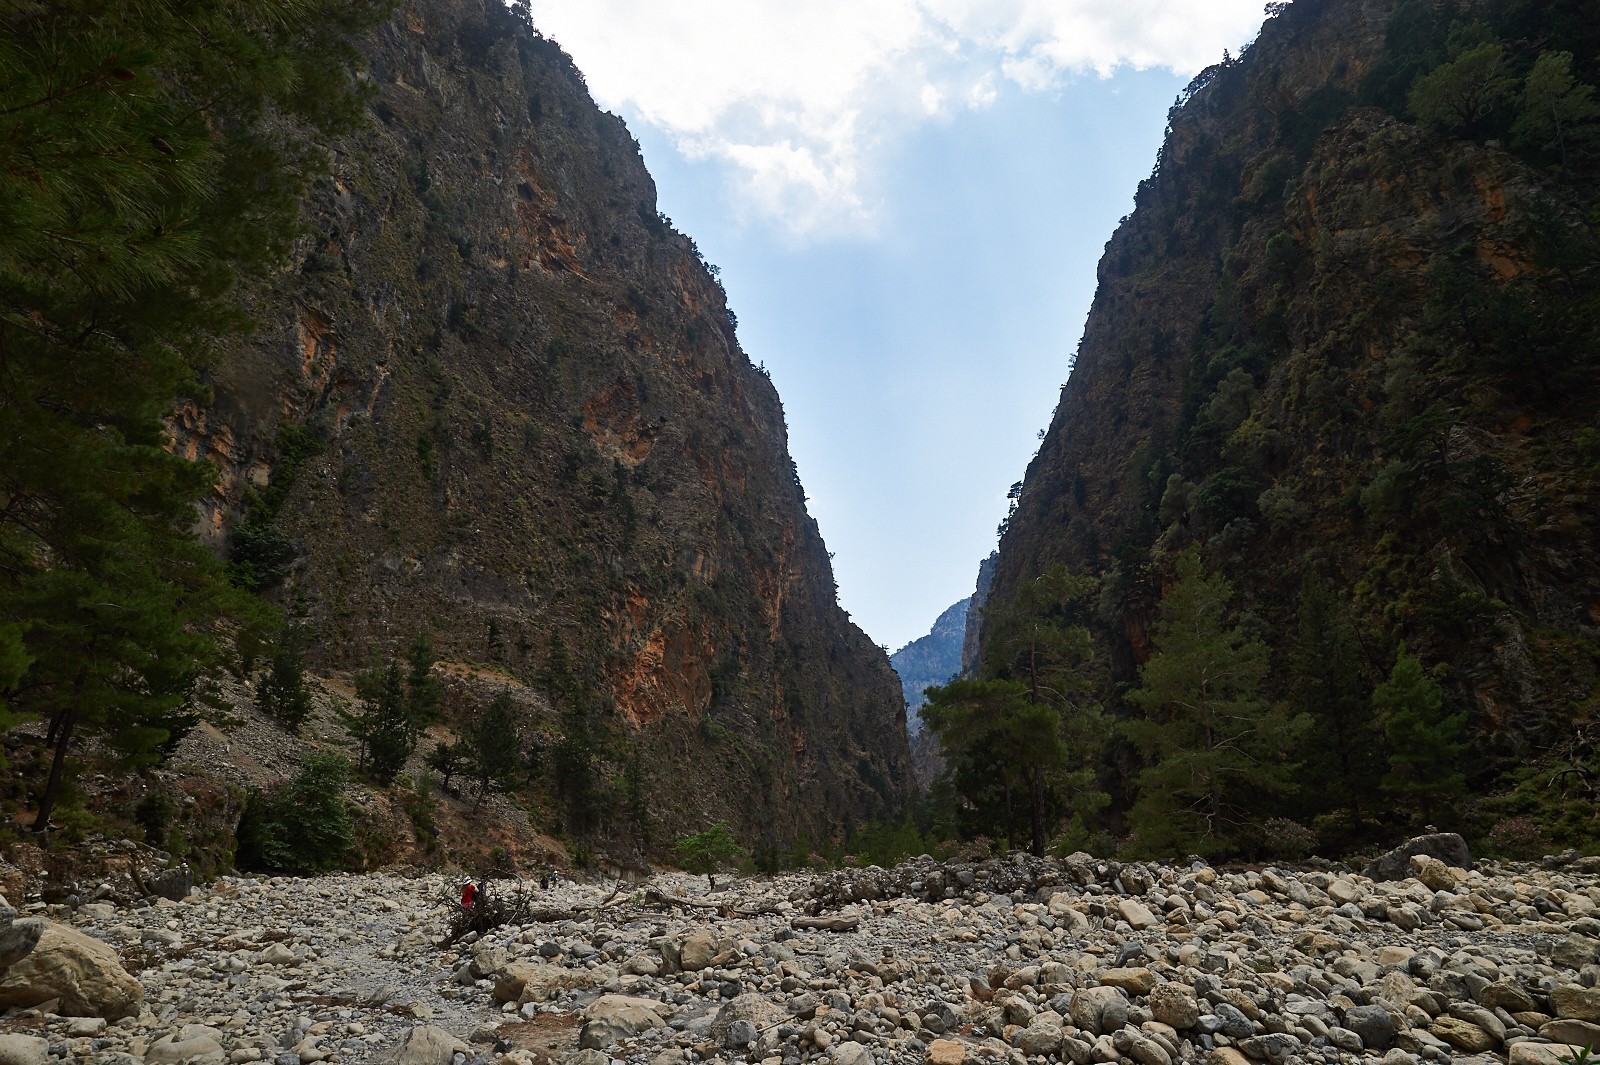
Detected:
[
  {"left": 1028, "top": 770, "right": 1046, "bottom": 857},
  {"left": 35, "top": 680, "right": 83, "bottom": 831}
]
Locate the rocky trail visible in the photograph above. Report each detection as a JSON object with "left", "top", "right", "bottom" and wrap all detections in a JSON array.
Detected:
[{"left": 6, "top": 838, "right": 1600, "bottom": 1065}]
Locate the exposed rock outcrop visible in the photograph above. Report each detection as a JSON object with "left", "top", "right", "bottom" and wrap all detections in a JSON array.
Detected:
[
  {"left": 890, "top": 598, "right": 969, "bottom": 732},
  {"left": 191, "top": 0, "right": 909, "bottom": 847}
]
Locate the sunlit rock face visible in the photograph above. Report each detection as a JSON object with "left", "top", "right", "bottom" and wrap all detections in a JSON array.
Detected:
[{"left": 197, "top": 0, "right": 909, "bottom": 849}]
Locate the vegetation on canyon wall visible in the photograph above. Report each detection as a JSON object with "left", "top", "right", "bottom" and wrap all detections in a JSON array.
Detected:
[{"left": 962, "top": 0, "right": 1600, "bottom": 862}]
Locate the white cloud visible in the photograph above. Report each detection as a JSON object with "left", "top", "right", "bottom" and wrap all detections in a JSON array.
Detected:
[{"left": 527, "top": 0, "right": 1265, "bottom": 238}]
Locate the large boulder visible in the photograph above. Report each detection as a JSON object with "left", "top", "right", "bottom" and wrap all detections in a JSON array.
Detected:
[
  {"left": 1361, "top": 833, "right": 1471, "bottom": 882},
  {"left": 491, "top": 960, "right": 593, "bottom": 1004},
  {"left": 1070, "top": 986, "right": 1129, "bottom": 1035},
  {"left": 0, "top": 1034, "right": 50, "bottom": 1065},
  {"left": 578, "top": 994, "right": 672, "bottom": 1049},
  {"left": 676, "top": 929, "right": 720, "bottom": 972},
  {"left": 1550, "top": 985, "right": 1600, "bottom": 1022},
  {"left": 0, "top": 921, "right": 142, "bottom": 1020},
  {"left": 0, "top": 904, "right": 43, "bottom": 971},
  {"left": 382, "top": 1025, "right": 471, "bottom": 1065},
  {"left": 1149, "top": 983, "right": 1200, "bottom": 1029},
  {"left": 142, "top": 865, "right": 192, "bottom": 903}
]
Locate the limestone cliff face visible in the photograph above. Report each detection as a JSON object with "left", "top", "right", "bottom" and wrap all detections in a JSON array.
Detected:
[
  {"left": 983, "top": 0, "right": 1600, "bottom": 837},
  {"left": 959, "top": 551, "right": 998, "bottom": 677},
  {"left": 890, "top": 599, "right": 969, "bottom": 732},
  {"left": 186, "top": 0, "right": 909, "bottom": 849}
]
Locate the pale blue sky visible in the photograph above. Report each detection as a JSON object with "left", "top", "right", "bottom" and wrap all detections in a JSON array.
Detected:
[{"left": 528, "top": 2, "right": 1267, "bottom": 649}]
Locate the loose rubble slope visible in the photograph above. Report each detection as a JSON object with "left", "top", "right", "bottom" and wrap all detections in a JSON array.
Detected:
[{"left": 7, "top": 848, "right": 1600, "bottom": 1065}]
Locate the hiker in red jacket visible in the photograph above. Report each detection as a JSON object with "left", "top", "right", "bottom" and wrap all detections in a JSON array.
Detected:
[{"left": 460, "top": 881, "right": 476, "bottom": 911}]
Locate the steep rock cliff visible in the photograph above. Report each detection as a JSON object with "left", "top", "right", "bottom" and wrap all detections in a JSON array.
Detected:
[
  {"left": 890, "top": 599, "right": 969, "bottom": 732},
  {"left": 183, "top": 0, "right": 909, "bottom": 850},
  {"left": 959, "top": 550, "right": 999, "bottom": 677},
  {"left": 981, "top": 0, "right": 1600, "bottom": 846}
]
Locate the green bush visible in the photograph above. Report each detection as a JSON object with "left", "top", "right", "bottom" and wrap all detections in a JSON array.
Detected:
[
  {"left": 135, "top": 788, "right": 177, "bottom": 847},
  {"left": 236, "top": 754, "right": 354, "bottom": 874},
  {"left": 672, "top": 821, "right": 742, "bottom": 892}
]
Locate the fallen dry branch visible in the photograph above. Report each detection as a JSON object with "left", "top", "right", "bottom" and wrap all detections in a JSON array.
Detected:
[
  {"left": 442, "top": 883, "right": 545, "bottom": 944},
  {"left": 640, "top": 888, "right": 784, "bottom": 918},
  {"left": 790, "top": 915, "right": 859, "bottom": 932}
]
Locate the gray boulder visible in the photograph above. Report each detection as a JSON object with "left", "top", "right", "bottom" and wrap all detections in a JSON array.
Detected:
[
  {"left": 382, "top": 1025, "right": 471, "bottom": 1065},
  {"left": 1362, "top": 833, "right": 1472, "bottom": 882},
  {"left": 0, "top": 916, "right": 43, "bottom": 972},
  {"left": 143, "top": 865, "right": 192, "bottom": 902},
  {"left": 0, "top": 1033, "right": 50, "bottom": 1065},
  {"left": 1344, "top": 1004, "right": 1400, "bottom": 1050}
]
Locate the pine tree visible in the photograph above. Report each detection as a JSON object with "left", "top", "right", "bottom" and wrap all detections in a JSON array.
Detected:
[
  {"left": 1122, "top": 549, "right": 1309, "bottom": 857},
  {"left": 931, "top": 564, "right": 1106, "bottom": 856},
  {"left": 1287, "top": 574, "right": 1382, "bottom": 831},
  {"left": 923, "top": 679, "right": 1056, "bottom": 854},
  {"left": 1515, "top": 51, "right": 1600, "bottom": 167},
  {"left": 544, "top": 637, "right": 602, "bottom": 833},
  {"left": 404, "top": 635, "right": 442, "bottom": 729},
  {"left": 0, "top": 0, "right": 389, "bottom": 829},
  {"left": 1373, "top": 645, "right": 1468, "bottom": 825},
  {"left": 461, "top": 691, "right": 523, "bottom": 810},
  {"left": 350, "top": 661, "right": 414, "bottom": 785},
  {"left": 426, "top": 741, "right": 465, "bottom": 791},
  {"left": 257, "top": 626, "right": 314, "bottom": 733},
  {"left": 1408, "top": 26, "right": 1514, "bottom": 133}
]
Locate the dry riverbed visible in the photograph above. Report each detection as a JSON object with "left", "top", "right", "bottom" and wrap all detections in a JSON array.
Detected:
[{"left": 5, "top": 845, "right": 1600, "bottom": 1065}]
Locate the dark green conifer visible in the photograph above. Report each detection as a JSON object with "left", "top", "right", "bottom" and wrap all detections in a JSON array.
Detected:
[
  {"left": 1121, "top": 549, "right": 1309, "bottom": 857},
  {"left": 257, "top": 626, "right": 314, "bottom": 733},
  {"left": 926, "top": 565, "right": 1105, "bottom": 856},
  {"left": 350, "top": 661, "right": 413, "bottom": 785},
  {"left": 1287, "top": 574, "right": 1382, "bottom": 831},
  {"left": 461, "top": 691, "right": 523, "bottom": 810},
  {"left": 404, "top": 635, "right": 443, "bottom": 729},
  {"left": 1374, "top": 645, "right": 1468, "bottom": 824}
]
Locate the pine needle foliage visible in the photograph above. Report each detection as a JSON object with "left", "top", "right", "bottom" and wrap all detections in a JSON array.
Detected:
[
  {"left": 0, "top": 0, "right": 390, "bottom": 826},
  {"left": 1374, "top": 645, "right": 1468, "bottom": 825},
  {"left": 1121, "top": 549, "right": 1310, "bottom": 858}
]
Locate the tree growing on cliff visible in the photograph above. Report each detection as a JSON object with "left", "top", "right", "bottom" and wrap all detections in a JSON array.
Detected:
[
  {"left": 1122, "top": 549, "right": 1309, "bottom": 857},
  {"left": 543, "top": 638, "right": 607, "bottom": 833},
  {"left": 346, "top": 636, "right": 445, "bottom": 786},
  {"left": 349, "top": 661, "right": 413, "bottom": 785},
  {"left": 257, "top": 626, "right": 314, "bottom": 733},
  {"left": 1408, "top": 25, "right": 1514, "bottom": 133},
  {"left": 1515, "top": 51, "right": 1600, "bottom": 167},
  {"left": 461, "top": 691, "right": 524, "bottom": 811}
]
